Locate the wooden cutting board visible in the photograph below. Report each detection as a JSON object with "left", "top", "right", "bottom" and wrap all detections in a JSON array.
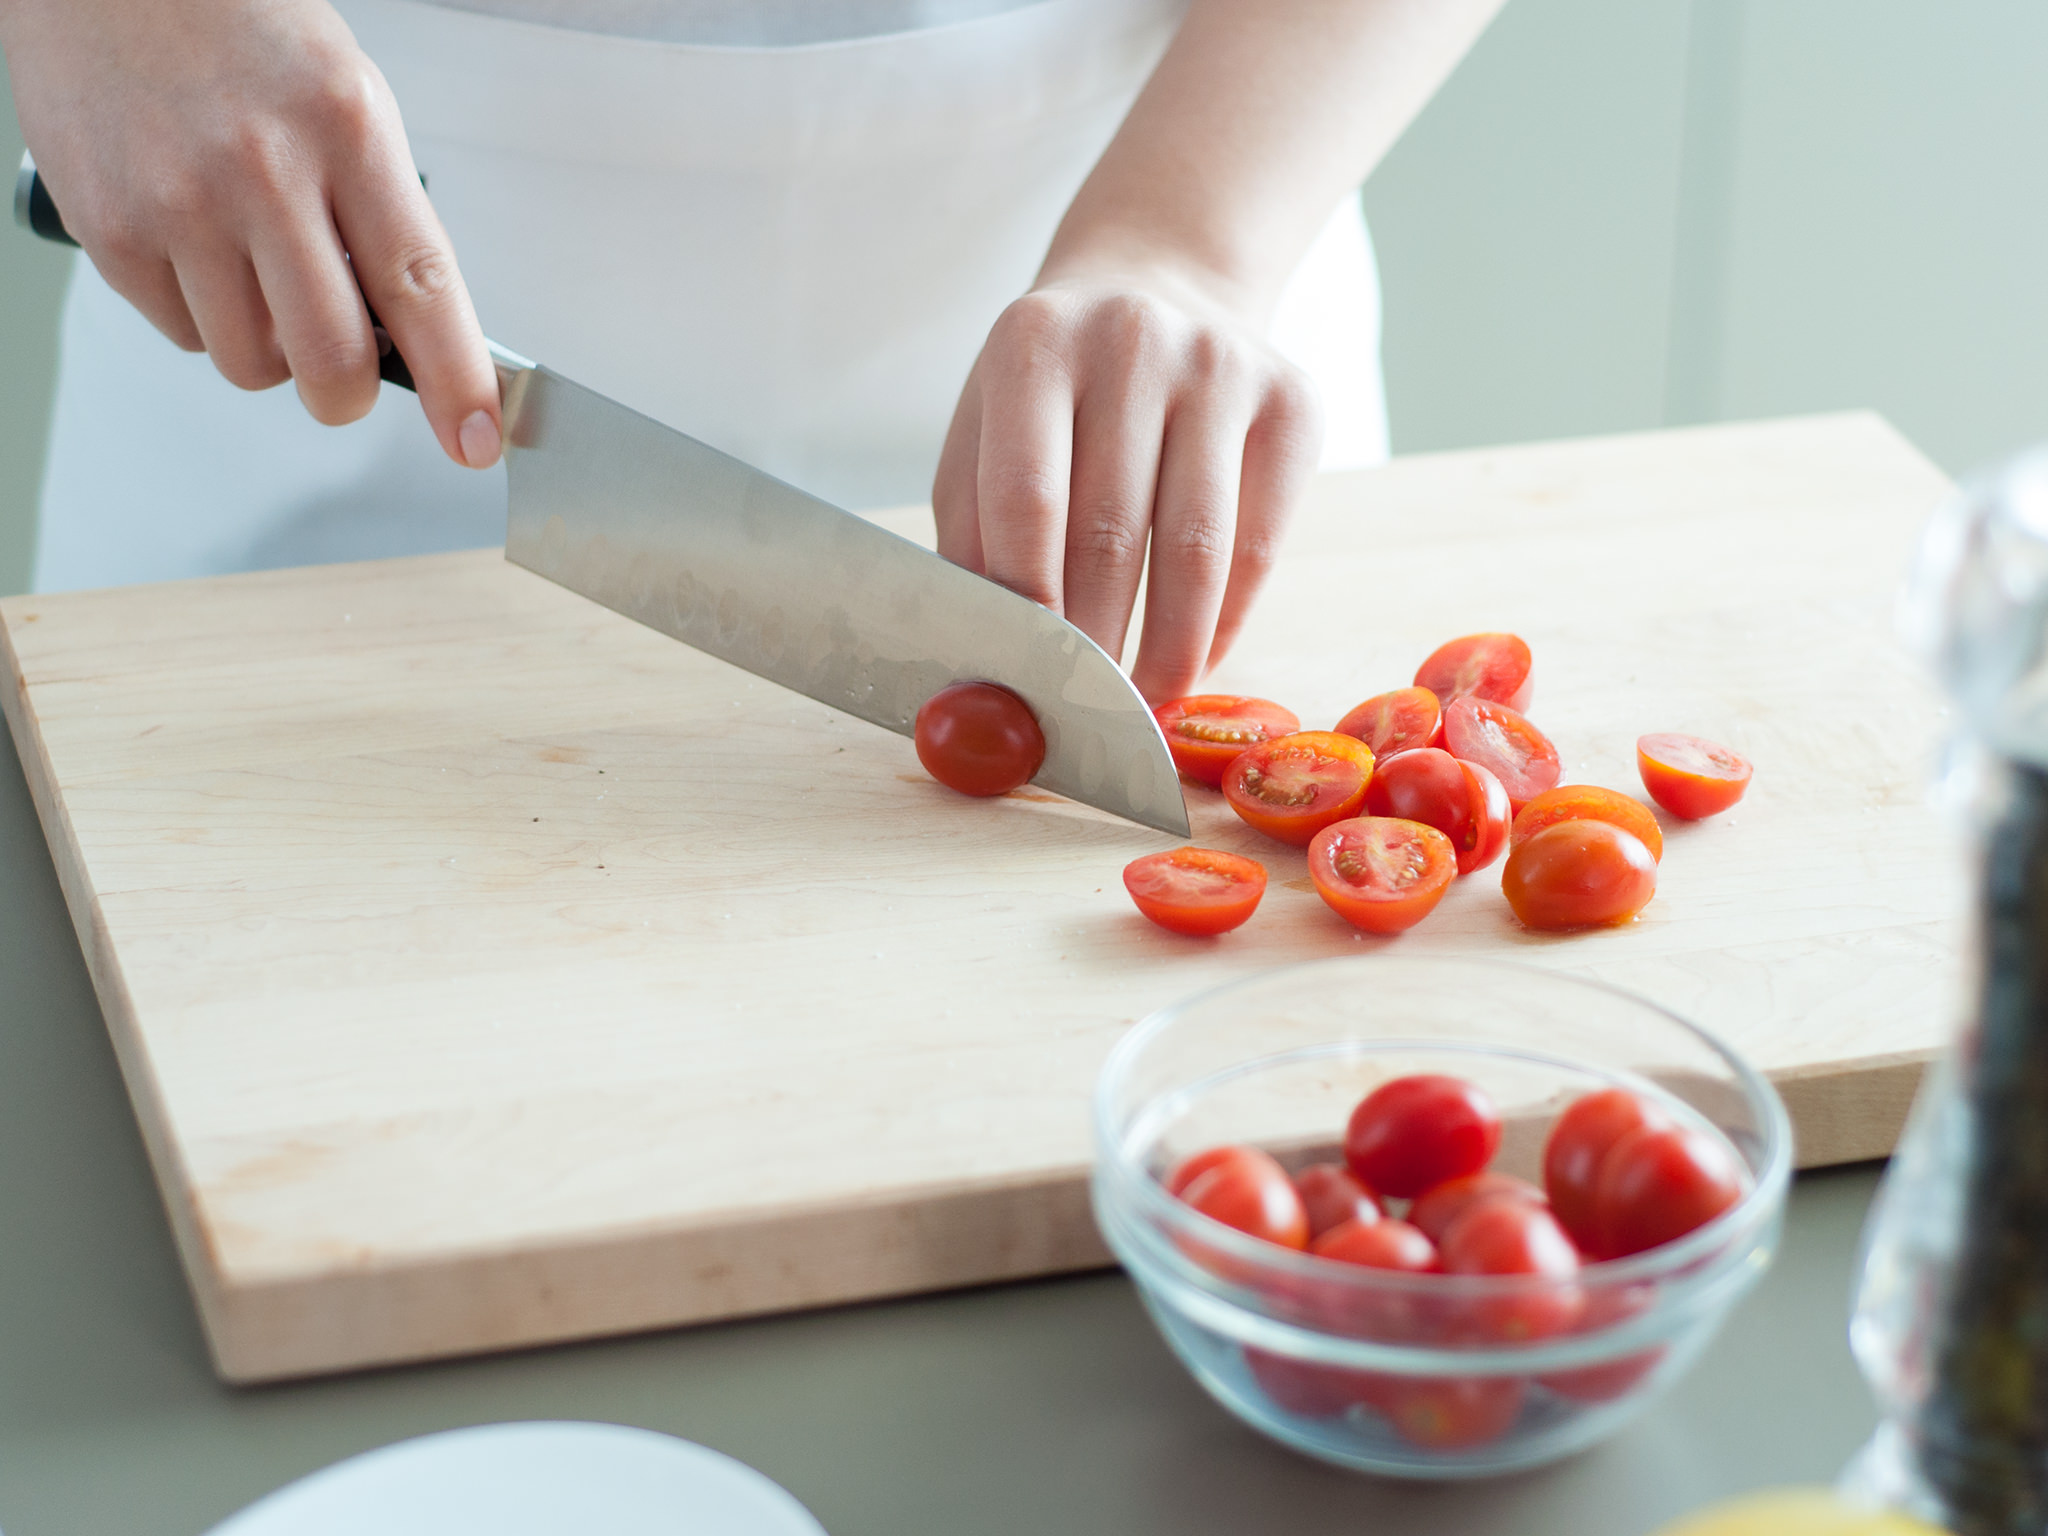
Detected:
[{"left": 0, "top": 413, "right": 1962, "bottom": 1383}]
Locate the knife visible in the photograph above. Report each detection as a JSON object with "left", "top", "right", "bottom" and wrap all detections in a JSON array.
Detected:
[{"left": 16, "top": 154, "right": 1190, "bottom": 836}]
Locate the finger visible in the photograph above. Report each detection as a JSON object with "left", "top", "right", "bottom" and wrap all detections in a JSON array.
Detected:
[
  {"left": 974, "top": 305, "right": 1076, "bottom": 611},
  {"left": 933, "top": 366, "right": 986, "bottom": 573},
  {"left": 1061, "top": 368, "right": 1165, "bottom": 662},
  {"left": 252, "top": 215, "right": 381, "bottom": 426},
  {"left": 334, "top": 150, "right": 500, "bottom": 468},
  {"left": 94, "top": 250, "right": 205, "bottom": 352},
  {"left": 172, "top": 244, "right": 289, "bottom": 390},
  {"left": 1206, "top": 371, "right": 1321, "bottom": 672},
  {"left": 1128, "top": 381, "right": 1255, "bottom": 703}
]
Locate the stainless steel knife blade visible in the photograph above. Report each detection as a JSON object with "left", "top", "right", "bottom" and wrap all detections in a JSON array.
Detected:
[{"left": 495, "top": 357, "right": 1191, "bottom": 837}]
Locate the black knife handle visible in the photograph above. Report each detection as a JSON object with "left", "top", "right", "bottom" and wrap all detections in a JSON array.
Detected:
[{"left": 15, "top": 154, "right": 418, "bottom": 393}]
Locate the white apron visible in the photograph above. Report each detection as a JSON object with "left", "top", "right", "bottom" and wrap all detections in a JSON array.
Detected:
[{"left": 31, "top": 0, "right": 1387, "bottom": 593}]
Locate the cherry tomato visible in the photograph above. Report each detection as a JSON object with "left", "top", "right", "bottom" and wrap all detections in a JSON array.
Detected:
[
  {"left": 1306, "top": 817, "right": 1456, "bottom": 935},
  {"left": 1536, "top": 1285, "right": 1665, "bottom": 1401},
  {"left": 914, "top": 681, "right": 1045, "bottom": 797},
  {"left": 1542, "top": 1089, "right": 1673, "bottom": 1254},
  {"left": 1122, "top": 847, "right": 1267, "bottom": 936},
  {"left": 1408, "top": 1171, "right": 1546, "bottom": 1245},
  {"left": 1310, "top": 1217, "right": 1439, "bottom": 1343},
  {"left": 1439, "top": 1200, "right": 1585, "bottom": 1343},
  {"left": 1245, "top": 1349, "right": 1386, "bottom": 1419},
  {"left": 1593, "top": 1122, "right": 1745, "bottom": 1258},
  {"left": 1414, "top": 632, "right": 1534, "bottom": 713},
  {"left": 1179, "top": 1146, "right": 1311, "bottom": 1250},
  {"left": 1153, "top": 695, "right": 1301, "bottom": 788},
  {"left": 1223, "top": 731, "right": 1376, "bottom": 846},
  {"left": 1166, "top": 1144, "right": 1268, "bottom": 1197},
  {"left": 1363, "top": 747, "right": 1511, "bottom": 875},
  {"left": 1442, "top": 696, "right": 1560, "bottom": 812},
  {"left": 1511, "top": 784, "right": 1664, "bottom": 862},
  {"left": 1312, "top": 1215, "right": 1438, "bottom": 1271},
  {"left": 1378, "top": 1375, "right": 1526, "bottom": 1450},
  {"left": 1501, "top": 820, "right": 1658, "bottom": 931},
  {"left": 1344, "top": 1074, "right": 1502, "bottom": 1198},
  {"left": 1334, "top": 687, "right": 1443, "bottom": 758},
  {"left": 1293, "top": 1162, "right": 1381, "bottom": 1239},
  {"left": 1637, "top": 733, "right": 1753, "bottom": 820}
]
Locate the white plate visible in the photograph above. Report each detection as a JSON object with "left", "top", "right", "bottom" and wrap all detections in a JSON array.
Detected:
[{"left": 205, "top": 1421, "right": 829, "bottom": 1536}]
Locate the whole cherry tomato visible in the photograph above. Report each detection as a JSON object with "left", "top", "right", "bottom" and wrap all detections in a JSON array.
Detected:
[
  {"left": 1122, "top": 847, "right": 1267, "bottom": 936},
  {"left": 1501, "top": 820, "right": 1658, "bottom": 930},
  {"left": 1413, "top": 632, "right": 1535, "bottom": 713},
  {"left": 1334, "top": 687, "right": 1444, "bottom": 759},
  {"left": 1593, "top": 1122, "right": 1745, "bottom": 1258},
  {"left": 1363, "top": 747, "right": 1512, "bottom": 875},
  {"left": 1293, "top": 1162, "right": 1382, "bottom": 1239},
  {"left": 1408, "top": 1171, "right": 1546, "bottom": 1244},
  {"left": 1542, "top": 1088, "right": 1673, "bottom": 1253},
  {"left": 1178, "top": 1146, "right": 1311, "bottom": 1249},
  {"left": 914, "top": 681, "right": 1045, "bottom": 796},
  {"left": 1246, "top": 1349, "right": 1387, "bottom": 1419},
  {"left": 1153, "top": 696, "right": 1301, "bottom": 788},
  {"left": 1310, "top": 1217, "right": 1439, "bottom": 1343},
  {"left": 1222, "top": 732, "right": 1376, "bottom": 846},
  {"left": 1511, "top": 784, "right": 1664, "bottom": 862},
  {"left": 1536, "top": 1284, "right": 1666, "bottom": 1402},
  {"left": 1637, "top": 733, "right": 1753, "bottom": 820},
  {"left": 1377, "top": 1375, "right": 1526, "bottom": 1450},
  {"left": 1344, "top": 1074, "right": 1502, "bottom": 1198},
  {"left": 1167, "top": 1144, "right": 1269, "bottom": 1197},
  {"left": 1306, "top": 817, "right": 1457, "bottom": 934},
  {"left": 1312, "top": 1215, "right": 1438, "bottom": 1271},
  {"left": 1441, "top": 696, "right": 1561, "bottom": 811},
  {"left": 1438, "top": 1200, "right": 1585, "bottom": 1343}
]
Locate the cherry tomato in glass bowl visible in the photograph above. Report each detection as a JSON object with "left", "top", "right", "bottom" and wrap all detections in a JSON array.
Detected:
[
  {"left": 1309, "top": 1217, "right": 1440, "bottom": 1344},
  {"left": 1363, "top": 747, "right": 1512, "bottom": 875},
  {"left": 1334, "top": 686, "right": 1443, "bottom": 759},
  {"left": 1344, "top": 1073, "right": 1502, "bottom": 1199},
  {"left": 1306, "top": 817, "right": 1456, "bottom": 934},
  {"left": 1293, "top": 1162, "right": 1382, "bottom": 1239},
  {"left": 1413, "top": 632, "right": 1534, "bottom": 713},
  {"left": 1177, "top": 1145, "right": 1311, "bottom": 1250},
  {"left": 1593, "top": 1122, "right": 1745, "bottom": 1258},
  {"left": 1438, "top": 1199, "right": 1585, "bottom": 1343},
  {"left": 1152, "top": 695, "right": 1301, "bottom": 788},
  {"left": 1408, "top": 1171, "right": 1546, "bottom": 1245},
  {"left": 1245, "top": 1350, "right": 1388, "bottom": 1419},
  {"left": 1378, "top": 1375, "right": 1526, "bottom": 1451},
  {"left": 914, "top": 681, "right": 1045, "bottom": 797},
  {"left": 1637, "top": 733, "right": 1753, "bottom": 820},
  {"left": 1511, "top": 784, "right": 1663, "bottom": 862},
  {"left": 1167, "top": 1144, "right": 1271, "bottom": 1197},
  {"left": 1536, "top": 1284, "right": 1667, "bottom": 1401},
  {"left": 1122, "top": 847, "right": 1267, "bottom": 936},
  {"left": 1542, "top": 1088, "right": 1673, "bottom": 1253},
  {"left": 1223, "top": 732, "right": 1376, "bottom": 846},
  {"left": 1442, "top": 697, "right": 1561, "bottom": 812},
  {"left": 1501, "top": 820, "right": 1657, "bottom": 931}
]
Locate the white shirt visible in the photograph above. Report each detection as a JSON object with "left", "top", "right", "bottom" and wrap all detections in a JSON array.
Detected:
[{"left": 422, "top": 0, "right": 1039, "bottom": 44}]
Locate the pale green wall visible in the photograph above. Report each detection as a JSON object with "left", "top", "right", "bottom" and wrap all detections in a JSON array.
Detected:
[{"left": 4, "top": 0, "right": 2046, "bottom": 595}]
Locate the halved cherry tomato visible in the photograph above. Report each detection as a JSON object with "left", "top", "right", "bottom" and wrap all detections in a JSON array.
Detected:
[
  {"left": 1177, "top": 1145, "right": 1311, "bottom": 1250},
  {"left": 1542, "top": 1088, "right": 1673, "bottom": 1253},
  {"left": 1363, "top": 747, "right": 1511, "bottom": 875},
  {"left": 1334, "top": 687, "right": 1443, "bottom": 758},
  {"left": 1438, "top": 1200, "right": 1584, "bottom": 1343},
  {"left": 1344, "top": 1074, "right": 1502, "bottom": 1198},
  {"left": 914, "top": 681, "right": 1045, "bottom": 796},
  {"left": 1637, "top": 733, "right": 1753, "bottom": 820},
  {"left": 1306, "top": 817, "right": 1456, "bottom": 934},
  {"left": 1512, "top": 784, "right": 1664, "bottom": 862},
  {"left": 1408, "top": 1171, "right": 1546, "bottom": 1245},
  {"left": 1378, "top": 1375, "right": 1526, "bottom": 1450},
  {"left": 1501, "top": 820, "right": 1657, "bottom": 930},
  {"left": 1223, "top": 732, "right": 1376, "bottom": 846},
  {"left": 1122, "top": 847, "right": 1267, "bottom": 936},
  {"left": 1414, "top": 632, "right": 1534, "bottom": 713},
  {"left": 1153, "top": 695, "right": 1301, "bottom": 788},
  {"left": 1293, "top": 1162, "right": 1382, "bottom": 1239},
  {"left": 1442, "top": 696, "right": 1560, "bottom": 812},
  {"left": 1593, "top": 1122, "right": 1745, "bottom": 1258}
]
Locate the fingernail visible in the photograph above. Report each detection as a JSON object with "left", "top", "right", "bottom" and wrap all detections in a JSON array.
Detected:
[{"left": 459, "top": 409, "right": 501, "bottom": 469}]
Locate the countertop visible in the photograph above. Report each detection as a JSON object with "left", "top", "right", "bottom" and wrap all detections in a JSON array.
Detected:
[{"left": 0, "top": 712, "right": 1888, "bottom": 1536}]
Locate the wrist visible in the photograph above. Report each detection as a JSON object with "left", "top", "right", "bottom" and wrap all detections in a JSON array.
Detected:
[{"left": 1033, "top": 227, "right": 1277, "bottom": 329}]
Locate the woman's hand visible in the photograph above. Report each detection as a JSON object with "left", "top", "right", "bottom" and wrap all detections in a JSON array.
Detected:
[
  {"left": 0, "top": 0, "right": 501, "bottom": 467},
  {"left": 933, "top": 265, "right": 1321, "bottom": 704}
]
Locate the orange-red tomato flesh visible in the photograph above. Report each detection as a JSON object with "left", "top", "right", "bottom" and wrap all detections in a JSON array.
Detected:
[
  {"left": 1307, "top": 817, "right": 1456, "bottom": 934},
  {"left": 1512, "top": 784, "right": 1664, "bottom": 862},
  {"left": 1123, "top": 847, "right": 1267, "bottom": 936},
  {"left": 1442, "top": 696, "right": 1561, "bottom": 812},
  {"left": 1222, "top": 731, "right": 1375, "bottom": 847},
  {"left": 1334, "top": 687, "right": 1443, "bottom": 759},
  {"left": 1637, "top": 733, "right": 1753, "bottom": 820},
  {"left": 1414, "top": 632, "right": 1534, "bottom": 713},
  {"left": 1153, "top": 695, "right": 1301, "bottom": 788},
  {"left": 1501, "top": 819, "right": 1657, "bottom": 930},
  {"left": 914, "top": 681, "right": 1045, "bottom": 797}
]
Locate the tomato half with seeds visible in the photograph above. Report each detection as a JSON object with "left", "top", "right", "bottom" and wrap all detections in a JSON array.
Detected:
[
  {"left": 1222, "top": 731, "right": 1376, "bottom": 846},
  {"left": 1177, "top": 1145, "right": 1311, "bottom": 1250},
  {"left": 1512, "top": 784, "right": 1664, "bottom": 862},
  {"left": 1637, "top": 733, "right": 1753, "bottom": 820},
  {"left": 1123, "top": 847, "right": 1267, "bottom": 936},
  {"left": 1293, "top": 1162, "right": 1382, "bottom": 1239},
  {"left": 1414, "top": 632, "right": 1534, "bottom": 712},
  {"left": 1363, "top": 747, "right": 1511, "bottom": 875},
  {"left": 1592, "top": 1122, "right": 1745, "bottom": 1258},
  {"left": 914, "top": 681, "right": 1045, "bottom": 797},
  {"left": 1306, "top": 817, "right": 1455, "bottom": 934},
  {"left": 1153, "top": 695, "right": 1301, "bottom": 788},
  {"left": 1543, "top": 1088, "right": 1673, "bottom": 1253},
  {"left": 1334, "top": 686, "right": 1443, "bottom": 758},
  {"left": 1501, "top": 820, "right": 1657, "bottom": 931},
  {"left": 1442, "top": 697, "right": 1560, "bottom": 812}
]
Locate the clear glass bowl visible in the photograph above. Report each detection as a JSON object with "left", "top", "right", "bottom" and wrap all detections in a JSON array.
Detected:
[{"left": 1092, "top": 955, "right": 1793, "bottom": 1479}]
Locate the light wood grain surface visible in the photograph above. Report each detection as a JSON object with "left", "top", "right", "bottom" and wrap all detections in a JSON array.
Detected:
[{"left": 0, "top": 413, "right": 1962, "bottom": 1382}]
